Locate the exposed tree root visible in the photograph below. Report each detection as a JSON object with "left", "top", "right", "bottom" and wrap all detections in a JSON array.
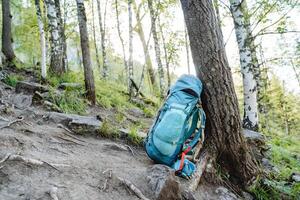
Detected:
[
  {"left": 117, "top": 176, "right": 150, "bottom": 200},
  {"left": 188, "top": 152, "right": 209, "bottom": 192},
  {"left": 0, "top": 116, "right": 24, "bottom": 129},
  {"left": 48, "top": 186, "right": 59, "bottom": 200},
  {"left": 55, "top": 136, "right": 85, "bottom": 146},
  {"left": 0, "top": 154, "right": 69, "bottom": 171},
  {"left": 57, "top": 124, "right": 86, "bottom": 143}
]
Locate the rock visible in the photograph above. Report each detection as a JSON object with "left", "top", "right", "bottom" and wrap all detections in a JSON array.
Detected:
[
  {"left": 103, "top": 142, "right": 128, "bottom": 152},
  {"left": 58, "top": 82, "right": 82, "bottom": 90},
  {"left": 291, "top": 172, "right": 300, "bottom": 182},
  {"left": 119, "top": 128, "right": 147, "bottom": 139},
  {"left": 146, "top": 164, "right": 182, "bottom": 200},
  {"left": 46, "top": 112, "right": 101, "bottom": 135},
  {"left": 12, "top": 94, "right": 32, "bottom": 109},
  {"left": 242, "top": 191, "right": 254, "bottom": 200},
  {"left": 215, "top": 186, "right": 238, "bottom": 200},
  {"left": 126, "top": 108, "right": 145, "bottom": 118},
  {"left": 16, "top": 81, "right": 48, "bottom": 94},
  {"left": 243, "top": 129, "right": 267, "bottom": 161},
  {"left": 43, "top": 101, "right": 62, "bottom": 112}
]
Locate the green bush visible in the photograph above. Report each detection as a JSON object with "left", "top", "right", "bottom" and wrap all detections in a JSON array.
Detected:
[{"left": 3, "top": 74, "right": 24, "bottom": 87}]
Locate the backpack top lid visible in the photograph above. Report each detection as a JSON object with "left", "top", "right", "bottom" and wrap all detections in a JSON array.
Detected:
[{"left": 169, "top": 74, "right": 203, "bottom": 98}]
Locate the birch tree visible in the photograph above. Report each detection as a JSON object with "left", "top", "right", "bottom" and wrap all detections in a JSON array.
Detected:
[
  {"left": 132, "top": 0, "right": 156, "bottom": 88},
  {"left": 34, "top": 0, "right": 47, "bottom": 79},
  {"left": 45, "top": 0, "right": 65, "bottom": 75},
  {"left": 181, "top": 0, "right": 258, "bottom": 186},
  {"left": 184, "top": 27, "right": 190, "bottom": 74},
  {"left": 96, "top": 0, "right": 108, "bottom": 78},
  {"left": 92, "top": 0, "right": 101, "bottom": 71},
  {"left": 229, "top": 0, "right": 259, "bottom": 131},
  {"left": 1, "top": 0, "right": 16, "bottom": 64},
  {"left": 76, "top": 0, "right": 96, "bottom": 104},
  {"left": 147, "top": 0, "right": 165, "bottom": 97},
  {"left": 128, "top": 0, "right": 134, "bottom": 97}
]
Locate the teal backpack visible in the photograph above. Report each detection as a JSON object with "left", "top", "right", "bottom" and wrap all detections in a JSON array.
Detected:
[{"left": 145, "top": 75, "right": 206, "bottom": 178}]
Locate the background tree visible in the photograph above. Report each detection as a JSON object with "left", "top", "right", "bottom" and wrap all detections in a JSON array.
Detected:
[
  {"left": 1, "top": 0, "right": 16, "bottom": 64},
  {"left": 76, "top": 0, "right": 96, "bottom": 104},
  {"left": 128, "top": 0, "right": 134, "bottom": 97},
  {"left": 181, "top": 0, "right": 258, "bottom": 186},
  {"left": 45, "top": 0, "right": 65, "bottom": 75},
  {"left": 34, "top": 0, "right": 47, "bottom": 80}
]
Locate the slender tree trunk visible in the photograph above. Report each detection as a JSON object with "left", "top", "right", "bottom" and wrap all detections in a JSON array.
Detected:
[
  {"left": 128, "top": 0, "right": 134, "bottom": 97},
  {"left": 158, "top": 17, "right": 171, "bottom": 88},
  {"left": 92, "top": 0, "right": 101, "bottom": 71},
  {"left": 132, "top": 0, "right": 156, "bottom": 87},
  {"left": 76, "top": 0, "right": 96, "bottom": 104},
  {"left": 290, "top": 59, "right": 300, "bottom": 87},
  {"left": 184, "top": 27, "right": 190, "bottom": 74},
  {"left": 115, "top": 0, "right": 128, "bottom": 79},
  {"left": 229, "top": 0, "right": 259, "bottom": 131},
  {"left": 35, "top": 0, "right": 47, "bottom": 79},
  {"left": 147, "top": 0, "right": 165, "bottom": 97},
  {"left": 45, "top": 0, "right": 65, "bottom": 75},
  {"left": 62, "top": 0, "right": 68, "bottom": 70},
  {"left": 1, "top": 0, "right": 16, "bottom": 63},
  {"left": 96, "top": 0, "right": 108, "bottom": 78},
  {"left": 181, "top": 0, "right": 258, "bottom": 187}
]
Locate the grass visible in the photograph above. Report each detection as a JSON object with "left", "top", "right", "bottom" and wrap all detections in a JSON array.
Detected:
[
  {"left": 3, "top": 74, "right": 24, "bottom": 87},
  {"left": 250, "top": 133, "right": 300, "bottom": 200},
  {"left": 98, "top": 119, "right": 120, "bottom": 138}
]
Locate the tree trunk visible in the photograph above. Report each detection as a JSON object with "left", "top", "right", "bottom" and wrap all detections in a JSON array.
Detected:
[
  {"left": 229, "top": 0, "right": 259, "bottom": 131},
  {"left": 62, "top": 0, "right": 68, "bottom": 71},
  {"left": 180, "top": 0, "right": 258, "bottom": 187},
  {"left": 158, "top": 17, "right": 171, "bottom": 88},
  {"left": 34, "top": 0, "right": 47, "bottom": 80},
  {"left": 45, "top": 0, "right": 65, "bottom": 75},
  {"left": 1, "top": 0, "right": 16, "bottom": 63},
  {"left": 115, "top": 0, "right": 128, "bottom": 75},
  {"left": 92, "top": 0, "right": 101, "bottom": 71},
  {"left": 147, "top": 0, "right": 165, "bottom": 97},
  {"left": 132, "top": 0, "right": 156, "bottom": 88},
  {"left": 96, "top": 0, "right": 108, "bottom": 78},
  {"left": 128, "top": 0, "right": 134, "bottom": 97},
  {"left": 76, "top": 0, "right": 96, "bottom": 104},
  {"left": 184, "top": 27, "right": 190, "bottom": 74}
]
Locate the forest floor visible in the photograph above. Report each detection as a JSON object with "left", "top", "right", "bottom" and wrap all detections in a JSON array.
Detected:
[{"left": 0, "top": 68, "right": 242, "bottom": 200}]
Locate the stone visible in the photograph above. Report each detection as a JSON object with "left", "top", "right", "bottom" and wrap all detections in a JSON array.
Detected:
[
  {"left": 215, "top": 186, "right": 238, "bottom": 200},
  {"left": 243, "top": 129, "right": 265, "bottom": 143},
  {"left": 16, "top": 81, "right": 48, "bottom": 94},
  {"left": 119, "top": 128, "right": 147, "bottom": 139},
  {"left": 58, "top": 83, "right": 83, "bottom": 90},
  {"left": 12, "top": 94, "right": 32, "bottom": 109},
  {"left": 146, "top": 164, "right": 182, "bottom": 200},
  {"left": 46, "top": 112, "right": 101, "bottom": 135},
  {"left": 291, "top": 172, "right": 300, "bottom": 183}
]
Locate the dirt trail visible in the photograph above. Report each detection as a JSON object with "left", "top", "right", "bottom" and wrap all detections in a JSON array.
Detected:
[{"left": 0, "top": 79, "right": 241, "bottom": 200}]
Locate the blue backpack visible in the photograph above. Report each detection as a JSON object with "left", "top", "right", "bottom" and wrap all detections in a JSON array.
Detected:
[{"left": 145, "top": 75, "right": 206, "bottom": 178}]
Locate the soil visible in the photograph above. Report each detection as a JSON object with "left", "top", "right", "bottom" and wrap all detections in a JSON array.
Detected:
[{"left": 0, "top": 70, "right": 242, "bottom": 200}]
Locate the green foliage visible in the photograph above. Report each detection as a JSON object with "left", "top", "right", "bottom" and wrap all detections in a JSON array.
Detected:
[
  {"left": 48, "top": 72, "right": 84, "bottom": 88},
  {"left": 3, "top": 74, "right": 24, "bottom": 87},
  {"left": 47, "top": 89, "right": 87, "bottom": 114},
  {"left": 128, "top": 125, "right": 143, "bottom": 145},
  {"left": 98, "top": 119, "right": 119, "bottom": 138}
]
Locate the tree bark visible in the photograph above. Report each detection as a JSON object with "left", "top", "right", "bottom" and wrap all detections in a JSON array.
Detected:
[
  {"left": 1, "top": 0, "right": 16, "bottom": 63},
  {"left": 132, "top": 0, "right": 156, "bottom": 88},
  {"left": 34, "top": 0, "right": 47, "bottom": 79},
  {"left": 45, "top": 0, "right": 65, "bottom": 75},
  {"left": 147, "top": 0, "right": 165, "bottom": 97},
  {"left": 158, "top": 17, "right": 171, "bottom": 88},
  {"left": 96, "top": 0, "right": 108, "bottom": 78},
  {"left": 184, "top": 27, "right": 190, "bottom": 74},
  {"left": 92, "top": 0, "right": 101, "bottom": 71},
  {"left": 229, "top": 0, "right": 259, "bottom": 131},
  {"left": 76, "top": 0, "right": 96, "bottom": 104},
  {"left": 180, "top": 0, "right": 258, "bottom": 187},
  {"left": 128, "top": 0, "right": 134, "bottom": 97}
]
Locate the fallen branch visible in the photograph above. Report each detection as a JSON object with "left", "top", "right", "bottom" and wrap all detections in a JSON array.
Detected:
[
  {"left": 0, "top": 154, "right": 69, "bottom": 171},
  {"left": 57, "top": 124, "right": 86, "bottom": 143},
  {"left": 188, "top": 152, "right": 209, "bottom": 192},
  {"left": 125, "top": 145, "right": 135, "bottom": 157},
  {"left": 117, "top": 176, "right": 150, "bottom": 200},
  {"left": 0, "top": 116, "right": 9, "bottom": 122},
  {"left": 0, "top": 116, "right": 24, "bottom": 129}
]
